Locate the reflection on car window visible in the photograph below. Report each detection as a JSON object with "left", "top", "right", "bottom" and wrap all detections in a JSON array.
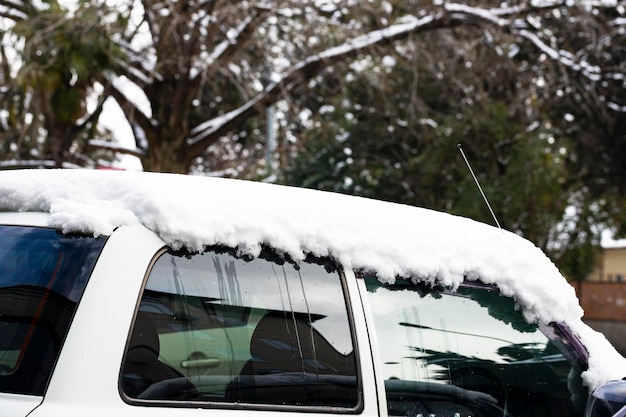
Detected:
[
  {"left": 121, "top": 247, "right": 358, "bottom": 409},
  {"left": 0, "top": 226, "right": 106, "bottom": 396},
  {"left": 364, "top": 277, "right": 587, "bottom": 417}
]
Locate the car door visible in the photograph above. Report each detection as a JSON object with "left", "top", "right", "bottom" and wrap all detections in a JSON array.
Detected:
[
  {"left": 31, "top": 230, "right": 378, "bottom": 417},
  {"left": 358, "top": 274, "right": 589, "bottom": 417},
  {"left": 26, "top": 225, "right": 166, "bottom": 417},
  {"left": 0, "top": 219, "right": 107, "bottom": 417}
]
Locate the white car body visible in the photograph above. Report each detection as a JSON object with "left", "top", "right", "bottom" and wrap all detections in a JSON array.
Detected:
[
  {"left": 0, "top": 215, "right": 378, "bottom": 417},
  {"left": 0, "top": 169, "right": 625, "bottom": 417}
]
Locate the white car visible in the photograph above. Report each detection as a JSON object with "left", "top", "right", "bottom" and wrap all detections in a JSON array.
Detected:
[{"left": 0, "top": 169, "right": 625, "bottom": 417}]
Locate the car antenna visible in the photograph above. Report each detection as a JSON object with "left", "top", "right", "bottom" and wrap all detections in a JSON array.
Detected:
[{"left": 457, "top": 144, "right": 502, "bottom": 232}]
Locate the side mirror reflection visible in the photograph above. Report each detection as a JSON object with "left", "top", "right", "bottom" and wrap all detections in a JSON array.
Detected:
[{"left": 586, "top": 380, "right": 626, "bottom": 417}]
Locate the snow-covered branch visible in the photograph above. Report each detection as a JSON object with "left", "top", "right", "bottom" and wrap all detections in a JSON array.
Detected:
[
  {"left": 445, "top": 2, "right": 624, "bottom": 88},
  {"left": 188, "top": 13, "right": 447, "bottom": 153},
  {"left": 196, "top": 7, "right": 270, "bottom": 80},
  {"left": 516, "top": 29, "right": 602, "bottom": 81},
  {"left": 187, "top": 1, "right": 623, "bottom": 160}
]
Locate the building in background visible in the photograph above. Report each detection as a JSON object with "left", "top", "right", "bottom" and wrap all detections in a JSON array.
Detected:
[
  {"left": 578, "top": 241, "right": 626, "bottom": 355},
  {"left": 587, "top": 244, "right": 626, "bottom": 282}
]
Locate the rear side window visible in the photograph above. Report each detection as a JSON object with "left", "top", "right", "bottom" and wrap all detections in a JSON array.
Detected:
[
  {"left": 364, "top": 277, "right": 587, "bottom": 417},
  {"left": 121, "top": 247, "right": 359, "bottom": 409},
  {"left": 0, "top": 225, "right": 106, "bottom": 395}
]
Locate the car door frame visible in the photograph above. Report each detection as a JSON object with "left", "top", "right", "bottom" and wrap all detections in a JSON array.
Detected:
[{"left": 30, "top": 226, "right": 380, "bottom": 417}]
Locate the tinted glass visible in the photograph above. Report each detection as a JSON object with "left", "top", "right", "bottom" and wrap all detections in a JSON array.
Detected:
[
  {"left": 121, "top": 248, "right": 358, "bottom": 409},
  {"left": 364, "top": 277, "right": 587, "bottom": 417},
  {"left": 0, "top": 225, "right": 106, "bottom": 395}
]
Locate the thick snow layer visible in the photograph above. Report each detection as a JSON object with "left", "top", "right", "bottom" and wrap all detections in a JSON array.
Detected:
[{"left": 1, "top": 169, "right": 625, "bottom": 389}]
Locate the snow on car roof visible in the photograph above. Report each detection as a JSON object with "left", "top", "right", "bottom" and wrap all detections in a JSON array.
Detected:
[{"left": 0, "top": 168, "right": 624, "bottom": 388}]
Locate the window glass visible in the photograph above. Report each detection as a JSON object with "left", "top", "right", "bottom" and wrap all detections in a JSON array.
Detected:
[
  {"left": 121, "top": 247, "right": 358, "bottom": 408},
  {"left": 364, "top": 277, "right": 587, "bottom": 417},
  {"left": 0, "top": 226, "right": 106, "bottom": 395}
]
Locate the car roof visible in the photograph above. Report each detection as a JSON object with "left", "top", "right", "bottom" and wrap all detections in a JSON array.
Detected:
[
  {"left": 0, "top": 168, "right": 625, "bottom": 389},
  {"left": 0, "top": 169, "right": 578, "bottom": 324}
]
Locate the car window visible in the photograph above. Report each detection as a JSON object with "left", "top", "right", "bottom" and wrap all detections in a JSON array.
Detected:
[
  {"left": 0, "top": 225, "right": 106, "bottom": 396},
  {"left": 364, "top": 276, "right": 587, "bottom": 417},
  {"left": 121, "top": 247, "right": 359, "bottom": 409}
]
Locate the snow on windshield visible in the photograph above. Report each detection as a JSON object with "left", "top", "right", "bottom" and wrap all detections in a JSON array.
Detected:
[{"left": 0, "top": 168, "right": 624, "bottom": 389}]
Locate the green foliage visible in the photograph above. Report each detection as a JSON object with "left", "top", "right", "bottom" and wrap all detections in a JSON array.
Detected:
[
  {"left": 15, "top": 6, "right": 118, "bottom": 123},
  {"left": 3, "top": 1, "right": 123, "bottom": 166},
  {"left": 281, "top": 45, "right": 613, "bottom": 278}
]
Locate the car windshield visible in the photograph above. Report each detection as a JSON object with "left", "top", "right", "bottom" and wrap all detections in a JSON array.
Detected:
[
  {"left": 363, "top": 276, "right": 588, "bottom": 417},
  {"left": 0, "top": 225, "right": 106, "bottom": 396}
]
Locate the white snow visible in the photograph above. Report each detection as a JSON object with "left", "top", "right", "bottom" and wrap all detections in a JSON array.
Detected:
[{"left": 0, "top": 169, "right": 624, "bottom": 389}]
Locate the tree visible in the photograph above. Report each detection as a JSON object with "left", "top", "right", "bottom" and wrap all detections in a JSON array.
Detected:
[
  {"left": 3, "top": 0, "right": 621, "bottom": 174},
  {"left": 0, "top": 0, "right": 121, "bottom": 168}
]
